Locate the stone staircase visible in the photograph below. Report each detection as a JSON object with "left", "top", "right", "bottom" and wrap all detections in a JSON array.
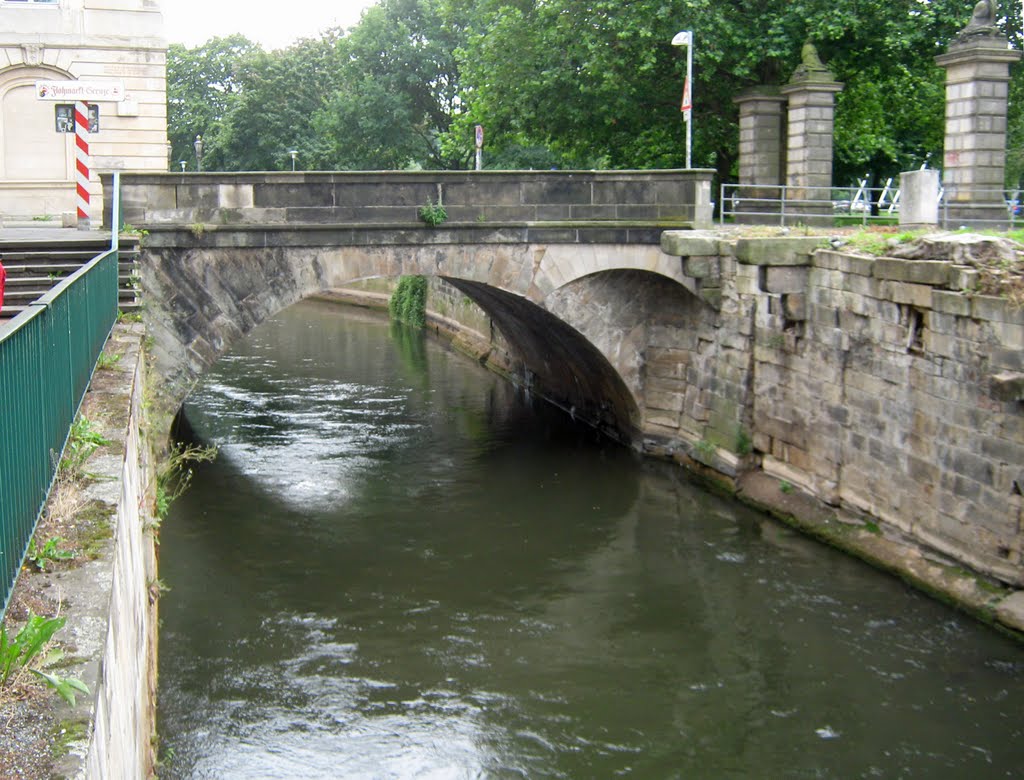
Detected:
[{"left": 0, "top": 236, "right": 140, "bottom": 322}]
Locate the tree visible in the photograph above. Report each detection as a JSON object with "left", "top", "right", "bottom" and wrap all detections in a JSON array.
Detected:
[
  {"left": 166, "top": 35, "right": 262, "bottom": 170},
  {"left": 453, "top": 0, "right": 1009, "bottom": 184}
]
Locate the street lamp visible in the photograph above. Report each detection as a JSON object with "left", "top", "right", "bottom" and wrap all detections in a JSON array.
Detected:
[
  {"left": 288, "top": 150, "right": 298, "bottom": 171},
  {"left": 194, "top": 134, "right": 204, "bottom": 172},
  {"left": 179, "top": 160, "right": 187, "bottom": 173},
  {"left": 672, "top": 30, "right": 694, "bottom": 169}
]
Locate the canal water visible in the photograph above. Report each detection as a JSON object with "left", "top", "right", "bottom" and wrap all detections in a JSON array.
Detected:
[{"left": 158, "top": 299, "right": 1023, "bottom": 779}]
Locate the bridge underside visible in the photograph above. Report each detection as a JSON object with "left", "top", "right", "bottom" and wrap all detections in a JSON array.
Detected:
[{"left": 141, "top": 241, "right": 716, "bottom": 448}]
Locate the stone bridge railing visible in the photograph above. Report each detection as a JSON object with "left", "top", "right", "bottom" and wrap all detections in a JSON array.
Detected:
[{"left": 104, "top": 170, "right": 713, "bottom": 248}]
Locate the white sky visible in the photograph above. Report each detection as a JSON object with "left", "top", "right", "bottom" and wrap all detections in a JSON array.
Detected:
[{"left": 161, "top": 0, "right": 381, "bottom": 49}]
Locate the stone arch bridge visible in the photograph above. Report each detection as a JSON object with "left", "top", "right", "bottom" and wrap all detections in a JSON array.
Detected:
[{"left": 112, "top": 171, "right": 1024, "bottom": 590}]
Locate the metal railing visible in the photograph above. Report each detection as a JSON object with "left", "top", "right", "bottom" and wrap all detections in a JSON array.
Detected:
[
  {"left": 940, "top": 186, "right": 1023, "bottom": 230},
  {"left": 0, "top": 247, "right": 119, "bottom": 619},
  {"left": 721, "top": 180, "right": 1024, "bottom": 230},
  {"left": 719, "top": 182, "right": 901, "bottom": 227}
]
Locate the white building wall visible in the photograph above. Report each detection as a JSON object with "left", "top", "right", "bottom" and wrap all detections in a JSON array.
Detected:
[{"left": 0, "top": 0, "right": 166, "bottom": 221}]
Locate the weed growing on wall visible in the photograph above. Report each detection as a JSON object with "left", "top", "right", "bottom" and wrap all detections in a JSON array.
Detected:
[
  {"left": 418, "top": 198, "right": 447, "bottom": 227},
  {"left": 153, "top": 443, "right": 218, "bottom": 523},
  {"left": 389, "top": 275, "right": 428, "bottom": 329},
  {"left": 59, "top": 416, "right": 110, "bottom": 480}
]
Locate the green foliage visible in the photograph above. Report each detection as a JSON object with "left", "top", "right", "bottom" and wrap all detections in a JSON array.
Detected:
[
  {"left": 389, "top": 275, "right": 429, "bottom": 328},
  {"left": 779, "top": 480, "right": 794, "bottom": 494},
  {"left": 154, "top": 443, "right": 218, "bottom": 522},
  {"left": 735, "top": 428, "right": 752, "bottom": 457},
  {"left": 96, "top": 350, "right": 122, "bottom": 371},
  {"left": 418, "top": 199, "right": 448, "bottom": 227},
  {"left": 162, "top": 0, "right": 1024, "bottom": 187},
  {"left": 694, "top": 439, "right": 716, "bottom": 460},
  {"left": 60, "top": 416, "right": 110, "bottom": 479},
  {"left": 26, "top": 537, "right": 74, "bottom": 572},
  {"left": 0, "top": 612, "right": 89, "bottom": 705}
]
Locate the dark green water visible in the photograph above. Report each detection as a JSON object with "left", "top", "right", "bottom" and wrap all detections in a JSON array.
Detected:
[{"left": 158, "top": 300, "right": 1024, "bottom": 779}]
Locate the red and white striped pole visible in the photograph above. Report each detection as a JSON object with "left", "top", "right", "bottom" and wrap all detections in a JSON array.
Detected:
[{"left": 74, "top": 100, "right": 90, "bottom": 228}]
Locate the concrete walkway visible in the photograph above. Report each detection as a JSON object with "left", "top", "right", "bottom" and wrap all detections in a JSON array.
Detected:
[{"left": 0, "top": 225, "right": 111, "bottom": 244}]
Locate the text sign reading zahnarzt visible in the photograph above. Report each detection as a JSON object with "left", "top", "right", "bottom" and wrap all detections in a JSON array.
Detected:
[{"left": 36, "top": 80, "right": 125, "bottom": 102}]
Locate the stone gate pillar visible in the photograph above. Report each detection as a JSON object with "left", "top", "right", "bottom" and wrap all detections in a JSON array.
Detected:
[
  {"left": 780, "top": 44, "right": 843, "bottom": 224},
  {"left": 935, "top": 3, "right": 1021, "bottom": 227},
  {"left": 733, "top": 87, "right": 786, "bottom": 222}
]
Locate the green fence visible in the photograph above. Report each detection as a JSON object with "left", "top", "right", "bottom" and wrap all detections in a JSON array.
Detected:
[{"left": 0, "top": 248, "right": 119, "bottom": 620}]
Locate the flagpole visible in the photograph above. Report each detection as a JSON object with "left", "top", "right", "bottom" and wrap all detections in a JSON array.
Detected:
[
  {"left": 672, "top": 30, "right": 694, "bottom": 169},
  {"left": 686, "top": 37, "right": 692, "bottom": 169}
]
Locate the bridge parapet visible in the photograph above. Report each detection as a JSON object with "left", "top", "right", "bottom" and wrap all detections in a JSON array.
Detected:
[{"left": 105, "top": 170, "right": 713, "bottom": 246}]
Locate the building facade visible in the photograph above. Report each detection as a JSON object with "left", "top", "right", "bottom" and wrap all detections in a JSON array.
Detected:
[{"left": 0, "top": 0, "right": 167, "bottom": 221}]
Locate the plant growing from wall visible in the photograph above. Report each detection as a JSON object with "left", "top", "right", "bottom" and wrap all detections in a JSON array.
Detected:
[
  {"left": 418, "top": 198, "right": 447, "bottom": 227},
  {"left": 388, "top": 275, "right": 428, "bottom": 329},
  {"left": 153, "top": 443, "right": 218, "bottom": 523}
]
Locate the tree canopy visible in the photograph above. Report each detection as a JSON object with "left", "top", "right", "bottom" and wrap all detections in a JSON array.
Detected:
[{"left": 166, "top": 0, "right": 1024, "bottom": 186}]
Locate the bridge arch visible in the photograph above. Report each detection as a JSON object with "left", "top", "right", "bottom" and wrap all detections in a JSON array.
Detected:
[{"left": 142, "top": 240, "right": 711, "bottom": 445}]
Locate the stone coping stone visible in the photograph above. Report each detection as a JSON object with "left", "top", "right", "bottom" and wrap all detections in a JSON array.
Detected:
[
  {"left": 872, "top": 257, "right": 954, "bottom": 285},
  {"left": 660, "top": 230, "right": 721, "bottom": 257},
  {"left": 735, "top": 236, "right": 822, "bottom": 265}
]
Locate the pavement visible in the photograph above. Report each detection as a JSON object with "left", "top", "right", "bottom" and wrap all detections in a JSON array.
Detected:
[{"left": 0, "top": 223, "right": 112, "bottom": 244}]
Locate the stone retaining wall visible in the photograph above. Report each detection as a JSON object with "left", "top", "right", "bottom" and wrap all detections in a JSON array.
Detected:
[{"left": 661, "top": 233, "right": 1023, "bottom": 588}]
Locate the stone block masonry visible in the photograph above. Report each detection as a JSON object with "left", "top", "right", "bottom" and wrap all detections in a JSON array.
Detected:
[{"left": 660, "top": 231, "right": 1024, "bottom": 593}]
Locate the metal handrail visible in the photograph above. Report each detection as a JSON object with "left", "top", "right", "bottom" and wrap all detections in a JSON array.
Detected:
[{"left": 0, "top": 230, "right": 119, "bottom": 621}]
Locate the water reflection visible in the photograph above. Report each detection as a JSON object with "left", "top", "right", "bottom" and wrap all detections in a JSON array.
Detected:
[{"left": 159, "top": 300, "right": 1024, "bottom": 779}]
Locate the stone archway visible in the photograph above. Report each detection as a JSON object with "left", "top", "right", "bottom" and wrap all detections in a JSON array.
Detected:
[{"left": 0, "top": 65, "right": 76, "bottom": 216}]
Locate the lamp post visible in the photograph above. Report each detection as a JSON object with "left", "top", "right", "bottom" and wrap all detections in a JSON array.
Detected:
[
  {"left": 179, "top": 160, "right": 187, "bottom": 173},
  {"left": 672, "top": 30, "right": 694, "bottom": 169},
  {"left": 194, "top": 134, "right": 204, "bottom": 172},
  {"left": 289, "top": 150, "right": 298, "bottom": 171}
]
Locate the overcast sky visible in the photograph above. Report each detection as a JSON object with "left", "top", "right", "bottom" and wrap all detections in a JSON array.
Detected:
[{"left": 162, "top": 0, "right": 381, "bottom": 49}]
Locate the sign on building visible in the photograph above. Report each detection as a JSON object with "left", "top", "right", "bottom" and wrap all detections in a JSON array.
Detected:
[{"left": 36, "top": 79, "right": 125, "bottom": 102}]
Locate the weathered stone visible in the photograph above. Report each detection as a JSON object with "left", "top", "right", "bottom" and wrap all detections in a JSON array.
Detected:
[
  {"left": 660, "top": 231, "right": 721, "bottom": 257},
  {"left": 994, "top": 591, "right": 1024, "bottom": 632},
  {"left": 973, "top": 295, "right": 1024, "bottom": 325},
  {"left": 765, "top": 266, "right": 809, "bottom": 293},
  {"left": 931, "top": 289, "right": 972, "bottom": 316},
  {"left": 782, "top": 293, "right": 807, "bottom": 321},
  {"left": 990, "top": 371, "right": 1024, "bottom": 402},
  {"left": 683, "top": 256, "right": 720, "bottom": 279},
  {"left": 735, "top": 237, "right": 821, "bottom": 265},
  {"left": 872, "top": 257, "right": 952, "bottom": 285},
  {"left": 700, "top": 286, "right": 723, "bottom": 308},
  {"left": 814, "top": 249, "right": 875, "bottom": 276}
]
